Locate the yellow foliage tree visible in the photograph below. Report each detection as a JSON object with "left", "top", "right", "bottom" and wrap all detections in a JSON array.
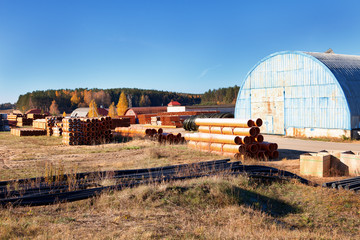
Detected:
[
  {"left": 84, "top": 90, "right": 93, "bottom": 106},
  {"left": 88, "top": 99, "right": 99, "bottom": 118},
  {"left": 116, "top": 92, "right": 128, "bottom": 116},
  {"left": 108, "top": 102, "right": 117, "bottom": 118},
  {"left": 70, "top": 91, "right": 81, "bottom": 105},
  {"left": 63, "top": 111, "right": 66, "bottom": 117}
]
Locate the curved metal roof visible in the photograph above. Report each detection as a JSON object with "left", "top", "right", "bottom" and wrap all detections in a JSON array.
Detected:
[{"left": 305, "top": 52, "right": 360, "bottom": 118}]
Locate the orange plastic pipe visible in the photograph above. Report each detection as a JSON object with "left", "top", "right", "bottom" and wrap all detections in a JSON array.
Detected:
[
  {"left": 187, "top": 141, "right": 244, "bottom": 154},
  {"left": 187, "top": 143, "right": 237, "bottom": 158},
  {"left": 184, "top": 132, "right": 250, "bottom": 145},
  {"left": 195, "top": 118, "right": 254, "bottom": 128},
  {"left": 198, "top": 126, "right": 258, "bottom": 137}
]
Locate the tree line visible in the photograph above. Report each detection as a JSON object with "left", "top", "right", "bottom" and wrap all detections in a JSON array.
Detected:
[
  {"left": 16, "top": 88, "right": 202, "bottom": 114},
  {"left": 13, "top": 86, "right": 240, "bottom": 114},
  {"left": 201, "top": 85, "right": 240, "bottom": 105},
  {"left": 0, "top": 103, "right": 16, "bottom": 110}
]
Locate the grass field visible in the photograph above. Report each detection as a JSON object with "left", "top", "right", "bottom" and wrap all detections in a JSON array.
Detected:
[{"left": 0, "top": 132, "right": 359, "bottom": 239}]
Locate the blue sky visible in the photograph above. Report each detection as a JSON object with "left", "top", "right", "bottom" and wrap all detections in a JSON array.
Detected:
[{"left": 1, "top": 0, "right": 360, "bottom": 103}]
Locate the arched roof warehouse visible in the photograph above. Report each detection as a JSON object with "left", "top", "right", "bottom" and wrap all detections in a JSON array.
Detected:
[{"left": 235, "top": 51, "right": 360, "bottom": 138}]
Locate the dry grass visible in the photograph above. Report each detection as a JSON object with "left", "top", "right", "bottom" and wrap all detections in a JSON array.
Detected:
[
  {"left": 0, "top": 132, "right": 359, "bottom": 239},
  {"left": 0, "top": 176, "right": 359, "bottom": 239}
]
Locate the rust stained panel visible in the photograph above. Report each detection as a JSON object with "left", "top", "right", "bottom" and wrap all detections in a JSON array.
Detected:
[{"left": 251, "top": 88, "right": 284, "bottom": 134}]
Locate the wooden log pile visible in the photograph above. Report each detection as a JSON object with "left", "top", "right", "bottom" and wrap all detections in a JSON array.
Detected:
[
  {"left": 185, "top": 118, "right": 279, "bottom": 161},
  {"left": 10, "top": 128, "right": 47, "bottom": 137},
  {"left": 62, "top": 117, "right": 112, "bottom": 145}
]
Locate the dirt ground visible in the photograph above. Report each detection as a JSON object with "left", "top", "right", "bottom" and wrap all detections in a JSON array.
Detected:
[{"left": 0, "top": 131, "right": 352, "bottom": 185}]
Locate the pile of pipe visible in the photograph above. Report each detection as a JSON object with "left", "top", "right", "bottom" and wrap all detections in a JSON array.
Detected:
[
  {"left": 0, "top": 159, "right": 309, "bottom": 206},
  {"left": 185, "top": 118, "right": 279, "bottom": 160},
  {"left": 46, "top": 116, "right": 63, "bottom": 136},
  {"left": 183, "top": 112, "right": 234, "bottom": 131},
  {"left": 62, "top": 117, "right": 112, "bottom": 145},
  {"left": 10, "top": 128, "right": 46, "bottom": 137},
  {"left": 323, "top": 176, "right": 360, "bottom": 192},
  {"left": 115, "top": 126, "right": 185, "bottom": 145}
]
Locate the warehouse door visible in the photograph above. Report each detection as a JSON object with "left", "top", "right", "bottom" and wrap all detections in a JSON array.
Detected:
[{"left": 251, "top": 87, "right": 285, "bottom": 135}]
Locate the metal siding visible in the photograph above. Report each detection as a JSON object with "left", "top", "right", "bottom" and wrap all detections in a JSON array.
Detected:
[
  {"left": 307, "top": 52, "right": 360, "bottom": 129},
  {"left": 235, "top": 51, "right": 351, "bottom": 134}
]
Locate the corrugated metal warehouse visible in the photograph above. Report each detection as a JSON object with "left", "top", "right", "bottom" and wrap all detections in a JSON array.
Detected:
[{"left": 235, "top": 51, "right": 360, "bottom": 139}]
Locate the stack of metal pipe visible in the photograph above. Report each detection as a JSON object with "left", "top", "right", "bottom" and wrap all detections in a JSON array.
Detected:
[
  {"left": 115, "top": 127, "right": 185, "bottom": 145},
  {"left": 46, "top": 116, "right": 63, "bottom": 136},
  {"left": 185, "top": 118, "right": 279, "bottom": 160},
  {"left": 62, "top": 117, "right": 112, "bottom": 145},
  {"left": 10, "top": 128, "right": 47, "bottom": 136}
]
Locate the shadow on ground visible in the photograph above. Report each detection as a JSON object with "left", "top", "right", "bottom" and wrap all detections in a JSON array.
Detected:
[
  {"left": 224, "top": 185, "right": 299, "bottom": 217},
  {"left": 277, "top": 149, "right": 313, "bottom": 160}
]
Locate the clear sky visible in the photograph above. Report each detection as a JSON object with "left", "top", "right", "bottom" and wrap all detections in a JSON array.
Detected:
[{"left": 1, "top": 0, "right": 360, "bottom": 104}]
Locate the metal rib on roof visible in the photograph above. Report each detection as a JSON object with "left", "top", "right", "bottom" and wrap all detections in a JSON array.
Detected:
[{"left": 306, "top": 52, "right": 360, "bottom": 118}]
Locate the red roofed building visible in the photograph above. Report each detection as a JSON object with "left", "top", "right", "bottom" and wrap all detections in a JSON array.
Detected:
[
  {"left": 168, "top": 101, "right": 181, "bottom": 106},
  {"left": 25, "top": 109, "right": 50, "bottom": 115}
]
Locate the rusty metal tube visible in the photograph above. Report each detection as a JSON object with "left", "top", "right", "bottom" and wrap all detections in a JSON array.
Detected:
[
  {"left": 246, "top": 144, "right": 259, "bottom": 154},
  {"left": 250, "top": 134, "right": 264, "bottom": 143},
  {"left": 195, "top": 118, "right": 254, "bottom": 128},
  {"left": 252, "top": 118, "right": 263, "bottom": 127},
  {"left": 269, "top": 150, "right": 279, "bottom": 159},
  {"left": 256, "top": 150, "right": 266, "bottom": 160},
  {"left": 259, "top": 142, "right": 278, "bottom": 152},
  {"left": 184, "top": 132, "right": 250, "bottom": 145},
  {"left": 198, "top": 126, "right": 258, "bottom": 137}
]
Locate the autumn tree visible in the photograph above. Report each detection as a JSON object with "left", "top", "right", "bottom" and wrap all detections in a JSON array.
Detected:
[
  {"left": 63, "top": 111, "right": 67, "bottom": 117},
  {"left": 83, "top": 90, "right": 93, "bottom": 106},
  {"left": 88, "top": 99, "right": 99, "bottom": 118},
  {"left": 70, "top": 91, "right": 81, "bottom": 105},
  {"left": 117, "top": 92, "right": 128, "bottom": 116},
  {"left": 108, "top": 102, "right": 117, "bottom": 118},
  {"left": 93, "top": 90, "right": 111, "bottom": 107},
  {"left": 49, "top": 100, "right": 60, "bottom": 116}
]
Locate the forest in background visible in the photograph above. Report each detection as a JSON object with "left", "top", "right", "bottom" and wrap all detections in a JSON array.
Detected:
[{"left": 11, "top": 86, "right": 239, "bottom": 113}]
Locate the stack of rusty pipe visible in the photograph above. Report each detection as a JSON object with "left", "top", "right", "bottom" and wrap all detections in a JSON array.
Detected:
[
  {"left": 184, "top": 118, "right": 279, "bottom": 160},
  {"left": 62, "top": 117, "right": 112, "bottom": 145},
  {"left": 46, "top": 117, "right": 63, "bottom": 136},
  {"left": 156, "top": 132, "right": 185, "bottom": 145},
  {"left": 115, "top": 127, "right": 185, "bottom": 145},
  {"left": 115, "top": 127, "right": 162, "bottom": 138}
]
